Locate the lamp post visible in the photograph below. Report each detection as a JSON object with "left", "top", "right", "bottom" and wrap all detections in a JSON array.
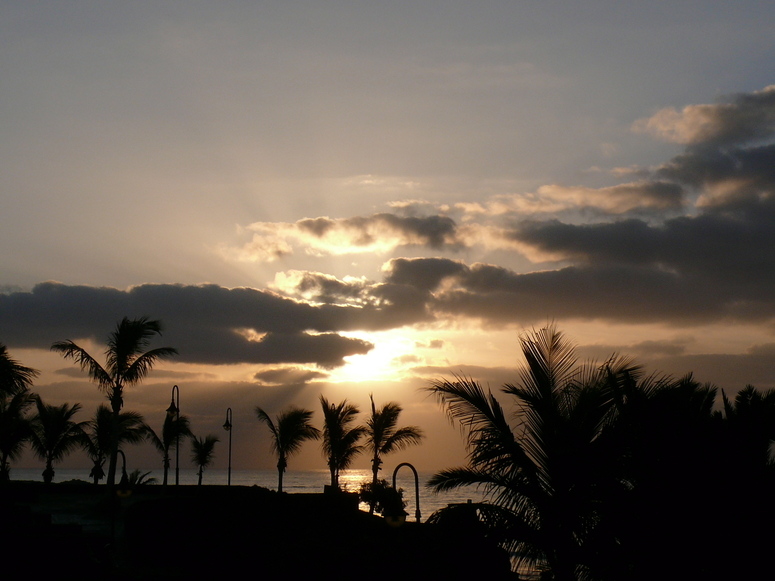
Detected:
[
  {"left": 166, "top": 384, "right": 180, "bottom": 486},
  {"left": 223, "top": 407, "right": 233, "bottom": 486},
  {"left": 392, "top": 462, "right": 421, "bottom": 523},
  {"left": 116, "top": 449, "right": 131, "bottom": 498}
]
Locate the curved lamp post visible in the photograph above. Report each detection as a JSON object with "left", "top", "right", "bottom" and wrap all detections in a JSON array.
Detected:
[
  {"left": 223, "top": 407, "right": 233, "bottom": 486},
  {"left": 392, "top": 462, "right": 421, "bottom": 523},
  {"left": 166, "top": 385, "right": 180, "bottom": 486},
  {"left": 116, "top": 449, "right": 131, "bottom": 498}
]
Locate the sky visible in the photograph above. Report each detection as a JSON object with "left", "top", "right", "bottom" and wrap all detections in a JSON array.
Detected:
[{"left": 2, "top": 1, "right": 775, "bottom": 475}]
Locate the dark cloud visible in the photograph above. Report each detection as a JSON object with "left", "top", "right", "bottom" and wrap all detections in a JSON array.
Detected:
[
  {"left": 297, "top": 213, "right": 458, "bottom": 249},
  {"left": 254, "top": 367, "right": 328, "bottom": 385},
  {"left": 0, "top": 282, "right": 374, "bottom": 368},
  {"left": 383, "top": 257, "right": 467, "bottom": 291},
  {"left": 437, "top": 263, "right": 720, "bottom": 325},
  {"left": 277, "top": 272, "right": 433, "bottom": 330},
  {"left": 292, "top": 272, "right": 371, "bottom": 305},
  {"left": 635, "top": 85, "right": 775, "bottom": 147},
  {"left": 415, "top": 339, "right": 444, "bottom": 349}
]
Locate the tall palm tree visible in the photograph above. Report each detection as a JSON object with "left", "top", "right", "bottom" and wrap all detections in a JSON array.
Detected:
[
  {"left": 51, "top": 316, "right": 178, "bottom": 486},
  {"left": 426, "top": 325, "right": 640, "bottom": 580},
  {"left": 364, "top": 395, "right": 423, "bottom": 514},
  {"left": 83, "top": 404, "right": 149, "bottom": 485},
  {"left": 29, "top": 396, "right": 87, "bottom": 484},
  {"left": 256, "top": 406, "right": 320, "bottom": 493},
  {"left": 147, "top": 412, "right": 192, "bottom": 486},
  {"left": 190, "top": 434, "right": 219, "bottom": 485},
  {"left": 320, "top": 396, "right": 365, "bottom": 490},
  {"left": 0, "top": 387, "right": 35, "bottom": 482},
  {"left": 0, "top": 344, "right": 39, "bottom": 396}
]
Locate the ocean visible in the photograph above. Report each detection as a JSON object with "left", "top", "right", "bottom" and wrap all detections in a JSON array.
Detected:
[{"left": 10, "top": 467, "right": 486, "bottom": 519}]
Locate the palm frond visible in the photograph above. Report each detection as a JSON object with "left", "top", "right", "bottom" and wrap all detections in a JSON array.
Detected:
[
  {"left": 122, "top": 347, "right": 179, "bottom": 385},
  {"left": 50, "top": 341, "right": 113, "bottom": 391},
  {"left": 190, "top": 434, "right": 219, "bottom": 468},
  {"left": 0, "top": 344, "right": 39, "bottom": 395}
]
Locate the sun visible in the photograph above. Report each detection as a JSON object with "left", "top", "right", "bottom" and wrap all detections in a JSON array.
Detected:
[{"left": 327, "top": 330, "right": 423, "bottom": 383}]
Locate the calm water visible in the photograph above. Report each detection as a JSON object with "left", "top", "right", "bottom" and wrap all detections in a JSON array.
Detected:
[{"left": 10, "top": 467, "right": 485, "bottom": 519}]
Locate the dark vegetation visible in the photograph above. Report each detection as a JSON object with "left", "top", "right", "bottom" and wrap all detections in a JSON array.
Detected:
[{"left": 427, "top": 324, "right": 775, "bottom": 580}]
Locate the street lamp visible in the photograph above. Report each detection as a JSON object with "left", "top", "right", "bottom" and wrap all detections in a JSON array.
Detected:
[
  {"left": 223, "top": 407, "right": 233, "bottom": 486},
  {"left": 392, "top": 462, "right": 422, "bottom": 523},
  {"left": 166, "top": 384, "right": 180, "bottom": 486}
]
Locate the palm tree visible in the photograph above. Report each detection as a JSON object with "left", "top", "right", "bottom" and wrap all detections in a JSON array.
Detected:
[
  {"left": 0, "top": 387, "right": 35, "bottom": 482},
  {"left": 256, "top": 406, "right": 320, "bottom": 493},
  {"left": 720, "top": 385, "right": 775, "bottom": 472},
  {"left": 29, "top": 396, "right": 87, "bottom": 484},
  {"left": 83, "top": 404, "right": 149, "bottom": 485},
  {"left": 0, "top": 344, "right": 39, "bottom": 396},
  {"left": 51, "top": 316, "right": 178, "bottom": 486},
  {"left": 364, "top": 395, "right": 423, "bottom": 513},
  {"left": 190, "top": 434, "right": 219, "bottom": 485},
  {"left": 128, "top": 469, "right": 158, "bottom": 486},
  {"left": 426, "top": 325, "right": 640, "bottom": 580},
  {"left": 320, "top": 396, "right": 365, "bottom": 490},
  {"left": 147, "top": 412, "right": 192, "bottom": 486}
]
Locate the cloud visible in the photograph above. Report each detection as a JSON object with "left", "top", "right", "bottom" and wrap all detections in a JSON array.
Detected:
[
  {"left": 633, "top": 85, "right": 775, "bottom": 146},
  {"left": 253, "top": 367, "right": 328, "bottom": 385},
  {"left": 460, "top": 181, "right": 685, "bottom": 216},
  {"left": 224, "top": 212, "right": 461, "bottom": 262},
  {"left": 0, "top": 282, "right": 374, "bottom": 368},
  {"left": 8, "top": 87, "right": 775, "bottom": 354},
  {"left": 415, "top": 339, "right": 444, "bottom": 349},
  {"left": 383, "top": 257, "right": 468, "bottom": 291}
]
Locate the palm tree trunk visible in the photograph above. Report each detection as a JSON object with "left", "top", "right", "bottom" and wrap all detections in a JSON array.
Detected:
[
  {"left": 1, "top": 454, "right": 10, "bottom": 483},
  {"left": 369, "top": 453, "right": 380, "bottom": 514},
  {"left": 106, "top": 389, "right": 122, "bottom": 487},
  {"left": 43, "top": 457, "right": 54, "bottom": 484},
  {"left": 198, "top": 467, "right": 203, "bottom": 485}
]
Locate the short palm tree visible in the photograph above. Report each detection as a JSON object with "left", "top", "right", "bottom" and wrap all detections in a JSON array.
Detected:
[
  {"left": 51, "top": 317, "right": 178, "bottom": 486},
  {"left": 190, "top": 434, "right": 219, "bottom": 485},
  {"left": 147, "top": 412, "right": 192, "bottom": 486},
  {"left": 128, "top": 469, "right": 158, "bottom": 486},
  {"left": 256, "top": 406, "right": 320, "bottom": 493},
  {"left": 0, "top": 387, "right": 35, "bottom": 482},
  {"left": 364, "top": 395, "right": 423, "bottom": 513},
  {"left": 0, "top": 344, "right": 39, "bottom": 396},
  {"left": 84, "top": 404, "right": 149, "bottom": 485},
  {"left": 29, "top": 396, "right": 87, "bottom": 484},
  {"left": 320, "top": 396, "right": 365, "bottom": 490}
]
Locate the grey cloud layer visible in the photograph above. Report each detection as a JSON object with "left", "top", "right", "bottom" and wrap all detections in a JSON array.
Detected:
[
  {"left": 5, "top": 87, "right": 775, "bottom": 348},
  {"left": 0, "top": 283, "right": 374, "bottom": 368}
]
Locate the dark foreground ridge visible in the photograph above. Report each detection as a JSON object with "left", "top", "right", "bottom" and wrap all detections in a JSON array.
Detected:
[{"left": 2, "top": 481, "right": 514, "bottom": 580}]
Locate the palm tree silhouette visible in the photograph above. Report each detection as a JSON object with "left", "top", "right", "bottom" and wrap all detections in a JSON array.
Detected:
[
  {"left": 364, "top": 395, "right": 423, "bottom": 514},
  {"left": 84, "top": 404, "right": 148, "bottom": 485},
  {"left": 256, "top": 406, "right": 320, "bottom": 493},
  {"left": 0, "top": 387, "right": 35, "bottom": 482},
  {"left": 29, "top": 396, "right": 86, "bottom": 484},
  {"left": 320, "top": 396, "right": 365, "bottom": 490},
  {"left": 51, "top": 316, "right": 178, "bottom": 486},
  {"left": 426, "top": 325, "right": 641, "bottom": 580},
  {"left": 147, "top": 412, "right": 192, "bottom": 486},
  {"left": 190, "top": 434, "right": 219, "bottom": 485}
]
